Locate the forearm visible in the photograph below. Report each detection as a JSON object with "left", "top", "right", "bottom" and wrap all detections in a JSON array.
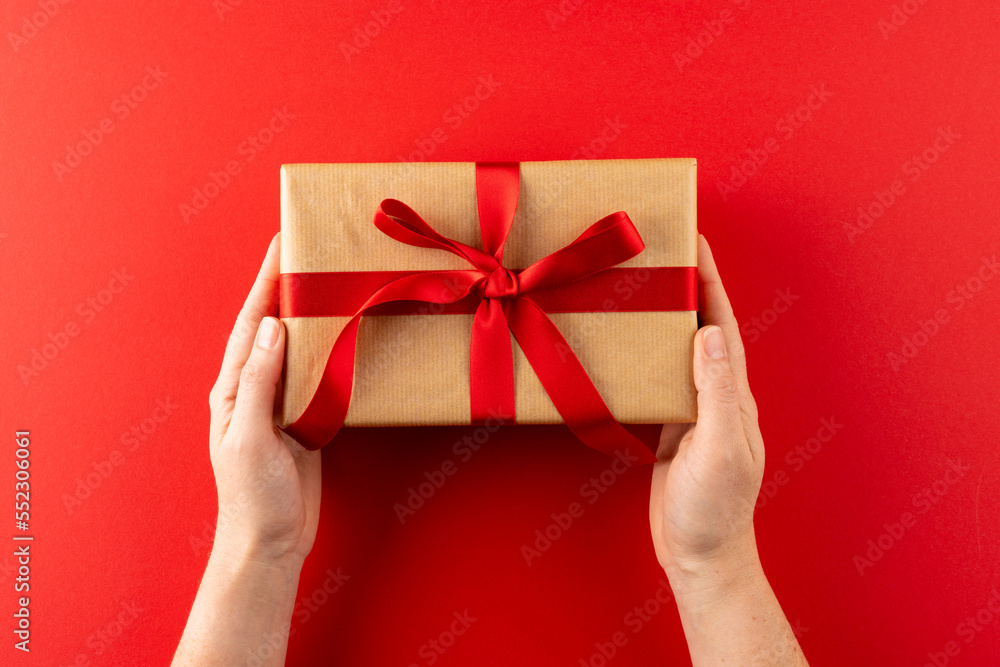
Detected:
[
  {"left": 173, "top": 540, "right": 303, "bottom": 666},
  {"left": 665, "top": 538, "right": 808, "bottom": 666}
]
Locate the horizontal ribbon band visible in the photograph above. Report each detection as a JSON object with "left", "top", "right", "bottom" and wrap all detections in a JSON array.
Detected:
[{"left": 279, "top": 267, "right": 697, "bottom": 317}]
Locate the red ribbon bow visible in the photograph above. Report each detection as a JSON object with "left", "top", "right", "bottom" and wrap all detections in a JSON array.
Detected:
[{"left": 280, "top": 163, "right": 696, "bottom": 464}]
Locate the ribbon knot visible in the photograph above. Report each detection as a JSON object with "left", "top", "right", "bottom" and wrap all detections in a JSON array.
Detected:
[{"left": 483, "top": 267, "right": 519, "bottom": 300}]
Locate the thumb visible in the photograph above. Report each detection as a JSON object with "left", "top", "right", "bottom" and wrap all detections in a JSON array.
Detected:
[
  {"left": 693, "top": 325, "right": 745, "bottom": 444},
  {"left": 231, "top": 316, "right": 285, "bottom": 434}
]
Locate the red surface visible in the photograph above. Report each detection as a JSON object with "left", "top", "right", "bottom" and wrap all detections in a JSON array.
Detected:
[{"left": 2, "top": 1, "right": 999, "bottom": 665}]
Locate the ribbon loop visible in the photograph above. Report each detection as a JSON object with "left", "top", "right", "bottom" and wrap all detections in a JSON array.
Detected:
[{"left": 375, "top": 198, "right": 497, "bottom": 271}]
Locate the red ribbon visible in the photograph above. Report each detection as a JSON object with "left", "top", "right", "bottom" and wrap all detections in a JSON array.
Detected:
[{"left": 279, "top": 163, "right": 697, "bottom": 464}]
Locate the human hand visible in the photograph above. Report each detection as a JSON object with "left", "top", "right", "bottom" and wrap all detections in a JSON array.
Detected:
[
  {"left": 207, "top": 232, "right": 321, "bottom": 568},
  {"left": 650, "top": 233, "right": 765, "bottom": 585},
  {"left": 174, "top": 233, "right": 321, "bottom": 666}
]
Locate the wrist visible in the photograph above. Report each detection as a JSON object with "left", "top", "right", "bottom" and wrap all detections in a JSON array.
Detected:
[
  {"left": 663, "top": 531, "right": 765, "bottom": 607},
  {"left": 210, "top": 529, "right": 306, "bottom": 580}
]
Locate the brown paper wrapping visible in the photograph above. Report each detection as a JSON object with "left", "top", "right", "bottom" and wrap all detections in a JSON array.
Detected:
[{"left": 278, "top": 159, "right": 697, "bottom": 428}]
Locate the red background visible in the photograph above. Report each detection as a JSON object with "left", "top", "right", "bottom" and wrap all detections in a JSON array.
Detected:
[{"left": 3, "top": 1, "right": 999, "bottom": 665}]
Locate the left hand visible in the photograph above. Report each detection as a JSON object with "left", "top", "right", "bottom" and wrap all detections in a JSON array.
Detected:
[{"left": 207, "top": 232, "right": 322, "bottom": 567}]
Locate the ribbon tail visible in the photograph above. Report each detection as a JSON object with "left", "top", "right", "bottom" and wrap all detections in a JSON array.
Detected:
[
  {"left": 504, "top": 297, "right": 657, "bottom": 465},
  {"left": 470, "top": 299, "right": 515, "bottom": 424},
  {"left": 280, "top": 270, "right": 484, "bottom": 450},
  {"left": 280, "top": 315, "right": 361, "bottom": 450}
]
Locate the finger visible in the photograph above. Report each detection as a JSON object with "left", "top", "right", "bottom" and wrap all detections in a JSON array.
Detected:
[
  {"left": 693, "top": 325, "right": 751, "bottom": 459},
  {"left": 210, "top": 233, "right": 281, "bottom": 418},
  {"left": 697, "top": 234, "right": 747, "bottom": 380},
  {"left": 230, "top": 316, "right": 286, "bottom": 439},
  {"left": 697, "top": 234, "right": 758, "bottom": 424},
  {"left": 656, "top": 422, "right": 693, "bottom": 461}
]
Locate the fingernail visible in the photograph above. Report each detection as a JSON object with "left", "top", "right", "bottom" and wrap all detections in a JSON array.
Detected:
[
  {"left": 257, "top": 317, "right": 279, "bottom": 349},
  {"left": 703, "top": 326, "right": 725, "bottom": 359}
]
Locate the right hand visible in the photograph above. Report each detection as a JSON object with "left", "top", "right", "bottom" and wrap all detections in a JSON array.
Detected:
[{"left": 649, "top": 234, "right": 766, "bottom": 583}]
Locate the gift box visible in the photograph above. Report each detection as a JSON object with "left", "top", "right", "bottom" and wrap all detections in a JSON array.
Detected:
[{"left": 277, "top": 159, "right": 698, "bottom": 463}]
